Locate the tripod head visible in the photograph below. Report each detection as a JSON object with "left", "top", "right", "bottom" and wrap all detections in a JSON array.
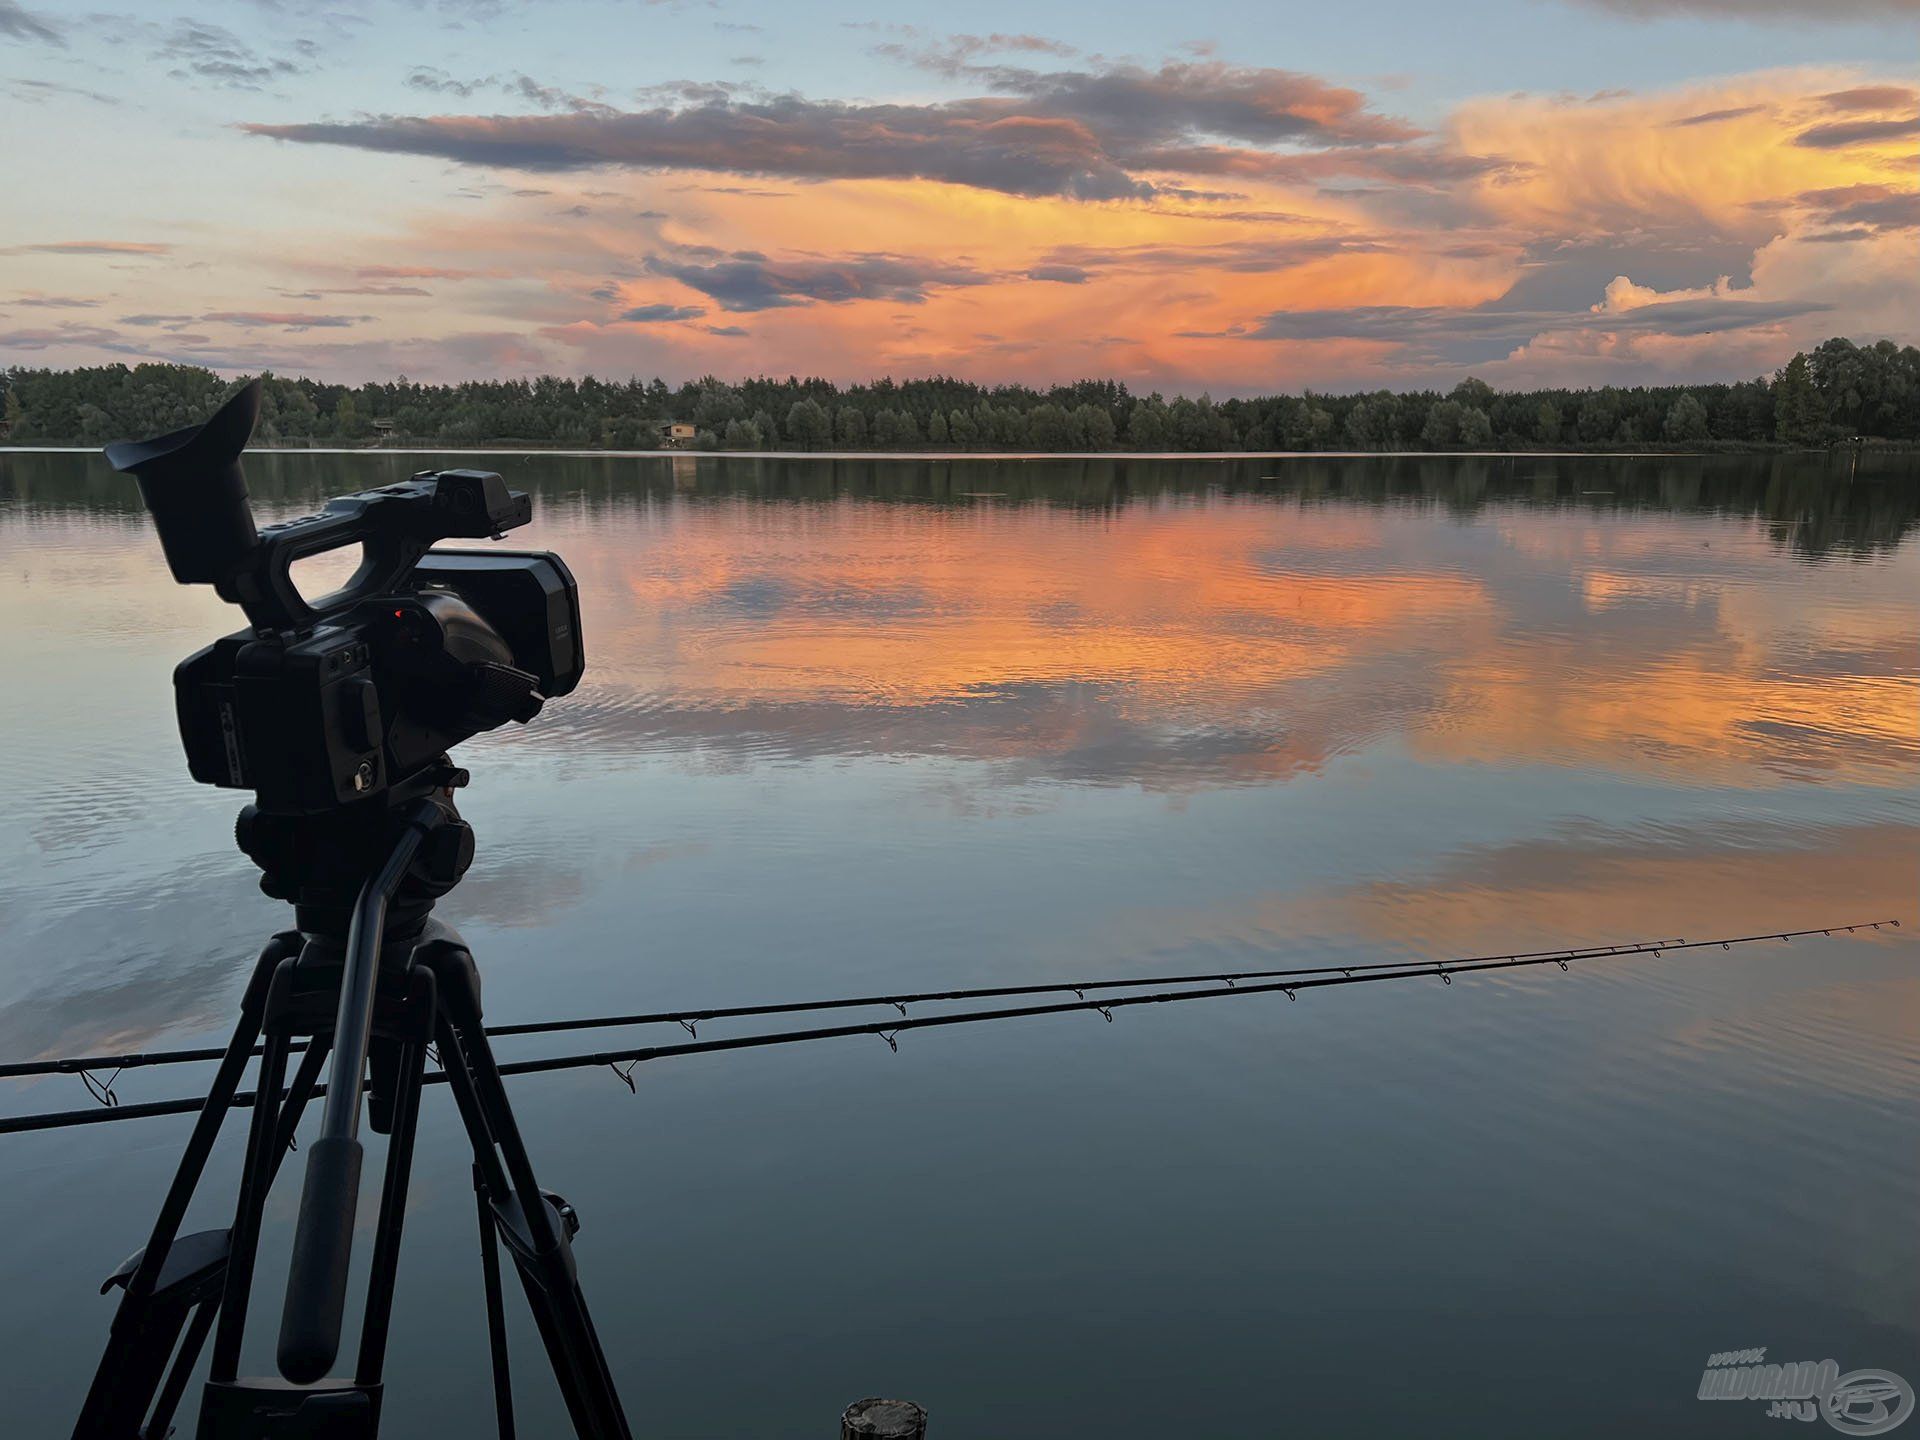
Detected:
[{"left": 236, "top": 762, "right": 476, "bottom": 946}]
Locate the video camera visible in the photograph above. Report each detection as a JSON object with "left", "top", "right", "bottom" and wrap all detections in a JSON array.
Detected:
[{"left": 108, "top": 379, "right": 583, "bottom": 814}]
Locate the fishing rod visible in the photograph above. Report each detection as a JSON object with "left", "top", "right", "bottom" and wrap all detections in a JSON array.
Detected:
[
  {"left": 0, "top": 933, "right": 1692, "bottom": 1085},
  {"left": 0, "top": 922, "right": 1894, "bottom": 1137}
]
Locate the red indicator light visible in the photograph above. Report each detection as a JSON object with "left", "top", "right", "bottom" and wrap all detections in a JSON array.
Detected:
[{"left": 393, "top": 609, "right": 405, "bottom": 618}]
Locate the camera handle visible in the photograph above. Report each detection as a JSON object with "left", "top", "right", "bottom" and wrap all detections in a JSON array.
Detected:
[
  {"left": 226, "top": 504, "right": 436, "bottom": 633},
  {"left": 276, "top": 798, "right": 441, "bottom": 1383},
  {"left": 226, "top": 468, "right": 532, "bottom": 632}
]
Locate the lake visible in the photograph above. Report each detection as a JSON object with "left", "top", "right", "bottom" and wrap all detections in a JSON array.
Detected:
[{"left": 2, "top": 449, "right": 1916, "bottom": 1437}]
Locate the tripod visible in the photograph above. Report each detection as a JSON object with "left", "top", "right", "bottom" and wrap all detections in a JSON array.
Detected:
[{"left": 72, "top": 768, "right": 633, "bottom": 1439}]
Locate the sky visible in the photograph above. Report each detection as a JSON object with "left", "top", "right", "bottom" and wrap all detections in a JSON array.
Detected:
[{"left": 1, "top": 0, "right": 1916, "bottom": 393}]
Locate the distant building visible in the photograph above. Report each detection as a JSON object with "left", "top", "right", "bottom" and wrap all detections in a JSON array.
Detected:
[{"left": 659, "top": 420, "right": 697, "bottom": 448}]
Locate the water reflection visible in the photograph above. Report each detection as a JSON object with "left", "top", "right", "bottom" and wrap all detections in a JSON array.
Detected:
[
  {"left": 0, "top": 451, "right": 1915, "bottom": 1438},
  {"left": 5, "top": 448, "right": 1918, "bottom": 557}
]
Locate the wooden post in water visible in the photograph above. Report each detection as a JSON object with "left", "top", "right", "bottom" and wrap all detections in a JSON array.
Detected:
[{"left": 841, "top": 1397, "right": 928, "bottom": 1439}]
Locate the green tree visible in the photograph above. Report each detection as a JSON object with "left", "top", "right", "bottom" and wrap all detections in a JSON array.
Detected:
[
  {"left": 1663, "top": 393, "right": 1710, "bottom": 444},
  {"left": 1074, "top": 403, "right": 1115, "bottom": 450},
  {"left": 785, "top": 398, "right": 830, "bottom": 449},
  {"left": 1773, "top": 353, "right": 1824, "bottom": 445},
  {"left": 1576, "top": 389, "right": 1621, "bottom": 445},
  {"left": 5, "top": 337, "right": 1913, "bottom": 454},
  {"left": 1026, "top": 403, "right": 1073, "bottom": 450},
  {"left": 1125, "top": 398, "right": 1172, "bottom": 450},
  {"left": 1421, "top": 400, "right": 1464, "bottom": 449},
  {"left": 1450, "top": 377, "right": 1495, "bottom": 411}
]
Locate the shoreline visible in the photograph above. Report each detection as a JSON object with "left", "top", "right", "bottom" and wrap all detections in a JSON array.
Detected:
[{"left": 0, "top": 445, "right": 1880, "bottom": 461}]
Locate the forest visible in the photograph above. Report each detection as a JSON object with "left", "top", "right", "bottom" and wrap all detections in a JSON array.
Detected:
[{"left": 3, "top": 337, "right": 1916, "bottom": 453}]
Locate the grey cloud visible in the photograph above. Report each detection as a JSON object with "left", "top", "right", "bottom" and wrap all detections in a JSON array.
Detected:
[
  {"left": 1026, "top": 264, "right": 1091, "bottom": 283},
  {"left": 243, "top": 59, "right": 1426, "bottom": 202},
  {"left": 11, "top": 295, "right": 100, "bottom": 308},
  {"left": 0, "top": 240, "right": 171, "bottom": 256},
  {"left": 1235, "top": 296, "right": 1829, "bottom": 347},
  {"left": 702, "top": 324, "right": 749, "bottom": 336},
  {"left": 405, "top": 66, "right": 607, "bottom": 112},
  {"left": 1795, "top": 114, "right": 1920, "bottom": 148},
  {"left": 1492, "top": 235, "right": 1757, "bottom": 316},
  {"left": 158, "top": 20, "right": 317, "bottom": 89},
  {"left": 246, "top": 100, "right": 1152, "bottom": 199},
  {"left": 1669, "top": 104, "right": 1766, "bottom": 127},
  {"left": 873, "top": 30, "right": 1077, "bottom": 77},
  {"left": 1797, "top": 183, "right": 1920, "bottom": 230},
  {"left": 6, "top": 77, "right": 116, "bottom": 105},
  {"left": 649, "top": 252, "right": 992, "bottom": 311},
  {"left": 356, "top": 263, "right": 498, "bottom": 279},
  {"left": 618, "top": 302, "right": 706, "bottom": 322},
  {"left": 673, "top": 184, "right": 791, "bottom": 197},
  {"left": 0, "top": 0, "right": 61, "bottom": 43},
  {"left": 121, "top": 313, "right": 199, "bottom": 327},
  {"left": 200, "top": 311, "right": 371, "bottom": 329},
  {"left": 1037, "top": 234, "right": 1390, "bottom": 276},
  {"left": 0, "top": 323, "right": 122, "bottom": 349},
  {"left": 1820, "top": 85, "right": 1920, "bottom": 111},
  {"left": 406, "top": 65, "right": 488, "bottom": 97},
  {"left": 970, "top": 59, "right": 1422, "bottom": 149}
]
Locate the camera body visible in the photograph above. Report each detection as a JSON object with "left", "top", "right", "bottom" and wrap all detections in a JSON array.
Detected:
[
  {"left": 109, "top": 381, "right": 583, "bottom": 815},
  {"left": 175, "top": 548, "right": 581, "bottom": 812}
]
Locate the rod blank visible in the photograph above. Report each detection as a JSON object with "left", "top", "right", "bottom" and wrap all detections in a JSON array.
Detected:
[
  {"left": 0, "top": 921, "right": 1895, "bottom": 1136},
  {"left": 0, "top": 936, "right": 1693, "bottom": 1083}
]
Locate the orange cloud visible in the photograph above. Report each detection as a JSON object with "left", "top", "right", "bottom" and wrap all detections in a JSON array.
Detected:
[{"left": 18, "top": 62, "right": 1913, "bottom": 390}]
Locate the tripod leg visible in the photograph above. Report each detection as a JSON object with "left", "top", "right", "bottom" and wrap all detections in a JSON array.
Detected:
[
  {"left": 72, "top": 936, "right": 295, "bottom": 1440},
  {"left": 422, "top": 942, "right": 632, "bottom": 1440},
  {"left": 208, "top": 1027, "right": 294, "bottom": 1381},
  {"left": 272, "top": 1036, "right": 332, "bottom": 1181},
  {"left": 476, "top": 1164, "right": 517, "bottom": 1440},
  {"left": 353, "top": 967, "right": 436, "bottom": 1387},
  {"left": 144, "top": 1299, "right": 217, "bottom": 1438}
]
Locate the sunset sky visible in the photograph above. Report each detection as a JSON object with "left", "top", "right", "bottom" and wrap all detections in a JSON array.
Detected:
[{"left": 2, "top": 0, "right": 1916, "bottom": 392}]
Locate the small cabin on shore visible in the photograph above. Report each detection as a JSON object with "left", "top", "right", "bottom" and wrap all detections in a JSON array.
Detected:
[{"left": 659, "top": 420, "right": 697, "bottom": 448}]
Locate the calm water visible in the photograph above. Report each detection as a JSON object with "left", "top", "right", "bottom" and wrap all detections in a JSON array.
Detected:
[{"left": 2, "top": 450, "right": 1917, "bottom": 1437}]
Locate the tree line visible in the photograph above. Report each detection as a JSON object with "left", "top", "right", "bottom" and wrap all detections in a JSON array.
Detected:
[{"left": 3, "top": 337, "right": 1916, "bottom": 452}]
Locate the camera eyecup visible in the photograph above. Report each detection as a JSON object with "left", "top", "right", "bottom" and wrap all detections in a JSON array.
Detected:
[{"left": 106, "top": 379, "right": 262, "bottom": 586}]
